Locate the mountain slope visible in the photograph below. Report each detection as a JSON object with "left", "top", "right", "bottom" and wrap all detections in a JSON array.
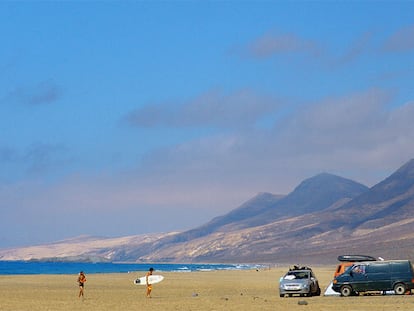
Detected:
[
  {"left": 334, "top": 158, "right": 414, "bottom": 230},
  {"left": 169, "top": 192, "right": 284, "bottom": 241},
  {"left": 0, "top": 233, "right": 175, "bottom": 261},
  {"left": 2, "top": 159, "right": 414, "bottom": 264},
  {"left": 226, "top": 173, "right": 369, "bottom": 230},
  {"left": 136, "top": 160, "right": 414, "bottom": 263},
  {"left": 143, "top": 173, "right": 367, "bottom": 247}
]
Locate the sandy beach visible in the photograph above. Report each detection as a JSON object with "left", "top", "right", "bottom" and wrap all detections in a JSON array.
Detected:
[{"left": 1, "top": 266, "right": 414, "bottom": 311}]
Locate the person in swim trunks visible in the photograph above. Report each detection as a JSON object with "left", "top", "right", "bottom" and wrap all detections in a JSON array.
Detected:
[{"left": 146, "top": 267, "right": 154, "bottom": 298}]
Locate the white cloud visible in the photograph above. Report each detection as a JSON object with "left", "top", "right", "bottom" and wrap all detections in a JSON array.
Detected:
[
  {"left": 4, "top": 80, "right": 62, "bottom": 106},
  {"left": 246, "top": 31, "right": 322, "bottom": 59},
  {"left": 134, "top": 87, "right": 414, "bottom": 191},
  {"left": 125, "top": 88, "right": 283, "bottom": 130},
  {"left": 382, "top": 24, "right": 414, "bottom": 52}
]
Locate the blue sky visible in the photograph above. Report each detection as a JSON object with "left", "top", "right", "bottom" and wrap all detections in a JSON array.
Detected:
[{"left": 1, "top": 1, "right": 414, "bottom": 248}]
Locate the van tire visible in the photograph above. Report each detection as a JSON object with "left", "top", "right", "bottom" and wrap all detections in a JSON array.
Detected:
[
  {"left": 394, "top": 283, "right": 406, "bottom": 295},
  {"left": 340, "top": 285, "right": 353, "bottom": 297}
]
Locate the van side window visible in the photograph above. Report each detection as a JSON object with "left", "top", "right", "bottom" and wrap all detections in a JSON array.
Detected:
[
  {"left": 367, "top": 263, "right": 389, "bottom": 273},
  {"left": 391, "top": 262, "right": 408, "bottom": 273},
  {"left": 352, "top": 265, "right": 366, "bottom": 274}
]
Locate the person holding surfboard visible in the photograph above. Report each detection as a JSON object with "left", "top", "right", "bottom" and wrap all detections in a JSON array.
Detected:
[
  {"left": 146, "top": 267, "right": 154, "bottom": 298},
  {"left": 77, "top": 271, "right": 87, "bottom": 298}
]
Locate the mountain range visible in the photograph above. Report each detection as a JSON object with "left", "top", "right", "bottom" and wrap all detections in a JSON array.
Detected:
[{"left": 1, "top": 159, "right": 414, "bottom": 265}]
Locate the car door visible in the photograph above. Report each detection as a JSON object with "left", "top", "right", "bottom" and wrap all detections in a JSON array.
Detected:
[
  {"left": 365, "top": 263, "right": 390, "bottom": 291},
  {"left": 350, "top": 264, "right": 369, "bottom": 292},
  {"left": 310, "top": 271, "right": 318, "bottom": 293}
]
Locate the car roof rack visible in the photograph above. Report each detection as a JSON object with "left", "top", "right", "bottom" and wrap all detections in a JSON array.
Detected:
[{"left": 289, "top": 265, "right": 312, "bottom": 271}]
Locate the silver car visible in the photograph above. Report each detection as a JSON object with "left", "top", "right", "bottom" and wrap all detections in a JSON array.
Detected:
[{"left": 279, "top": 268, "right": 321, "bottom": 297}]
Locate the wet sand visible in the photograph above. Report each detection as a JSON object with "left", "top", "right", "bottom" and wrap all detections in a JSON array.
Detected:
[{"left": 1, "top": 266, "right": 414, "bottom": 311}]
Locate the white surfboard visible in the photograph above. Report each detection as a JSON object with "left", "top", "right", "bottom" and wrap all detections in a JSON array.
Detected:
[{"left": 134, "top": 275, "right": 164, "bottom": 285}]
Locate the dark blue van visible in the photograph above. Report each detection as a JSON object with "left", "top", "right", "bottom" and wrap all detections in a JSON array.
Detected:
[{"left": 332, "top": 260, "right": 414, "bottom": 296}]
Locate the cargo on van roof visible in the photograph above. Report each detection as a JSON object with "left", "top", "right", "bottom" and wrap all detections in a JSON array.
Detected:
[{"left": 337, "top": 255, "right": 377, "bottom": 262}]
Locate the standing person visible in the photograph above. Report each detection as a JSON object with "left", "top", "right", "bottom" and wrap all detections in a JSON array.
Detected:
[
  {"left": 78, "top": 271, "right": 87, "bottom": 298},
  {"left": 146, "top": 267, "right": 154, "bottom": 298}
]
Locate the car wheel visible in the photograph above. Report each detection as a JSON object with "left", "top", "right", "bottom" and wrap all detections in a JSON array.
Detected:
[
  {"left": 340, "top": 285, "right": 353, "bottom": 297},
  {"left": 315, "top": 287, "right": 321, "bottom": 296},
  {"left": 279, "top": 294, "right": 284, "bottom": 298},
  {"left": 394, "top": 283, "right": 406, "bottom": 295}
]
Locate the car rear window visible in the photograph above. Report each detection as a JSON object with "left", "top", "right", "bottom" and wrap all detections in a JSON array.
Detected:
[{"left": 286, "top": 271, "right": 309, "bottom": 279}]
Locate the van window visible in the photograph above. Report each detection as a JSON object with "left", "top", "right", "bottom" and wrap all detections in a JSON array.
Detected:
[
  {"left": 366, "top": 263, "right": 389, "bottom": 273},
  {"left": 352, "top": 265, "right": 366, "bottom": 274},
  {"left": 391, "top": 261, "right": 409, "bottom": 272}
]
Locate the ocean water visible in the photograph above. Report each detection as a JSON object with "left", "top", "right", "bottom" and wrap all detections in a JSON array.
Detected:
[{"left": 0, "top": 261, "right": 260, "bottom": 275}]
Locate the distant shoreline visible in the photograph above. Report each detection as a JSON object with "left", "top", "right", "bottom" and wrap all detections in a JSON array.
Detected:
[{"left": 0, "top": 260, "right": 263, "bottom": 275}]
